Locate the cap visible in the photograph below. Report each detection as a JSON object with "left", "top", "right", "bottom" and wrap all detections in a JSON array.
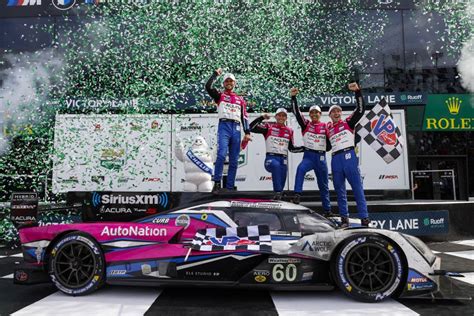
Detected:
[
  {"left": 275, "top": 108, "right": 288, "bottom": 115},
  {"left": 309, "top": 105, "right": 322, "bottom": 113},
  {"left": 328, "top": 105, "right": 342, "bottom": 114},
  {"left": 222, "top": 73, "right": 236, "bottom": 82}
]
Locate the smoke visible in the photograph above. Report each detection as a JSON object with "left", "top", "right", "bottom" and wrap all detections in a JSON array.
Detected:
[
  {"left": 457, "top": 3, "right": 474, "bottom": 93},
  {"left": 0, "top": 48, "right": 64, "bottom": 154}
]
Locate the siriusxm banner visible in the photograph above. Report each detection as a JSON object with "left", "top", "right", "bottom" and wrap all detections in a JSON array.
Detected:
[{"left": 369, "top": 210, "right": 449, "bottom": 236}]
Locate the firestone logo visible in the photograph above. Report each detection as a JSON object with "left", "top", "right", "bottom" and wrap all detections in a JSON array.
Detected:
[{"left": 100, "top": 226, "right": 167, "bottom": 237}]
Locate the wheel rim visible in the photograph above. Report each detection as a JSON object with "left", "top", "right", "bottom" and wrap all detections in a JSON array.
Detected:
[
  {"left": 344, "top": 243, "right": 396, "bottom": 294},
  {"left": 54, "top": 241, "right": 96, "bottom": 288}
]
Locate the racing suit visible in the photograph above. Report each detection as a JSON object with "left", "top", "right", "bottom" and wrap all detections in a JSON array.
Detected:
[
  {"left": 292, "top": 96, "right": 331, "bottom": 212},
  {"left": 206, "top": 71, "right": 250, "bottom": 190},
  {"left": 250, "top": 116, "right": 303, "bottom": 193},
  {"left": 326, "top": 90, "right": 368, "bottom": 219}
]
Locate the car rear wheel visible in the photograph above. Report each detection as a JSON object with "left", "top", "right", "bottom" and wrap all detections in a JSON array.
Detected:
[
  {"left": 49, "top": 232, "right": 105, "bottom": 296},
  {"left": 332, "top": 235, "right": 405, "bottom": 302}
]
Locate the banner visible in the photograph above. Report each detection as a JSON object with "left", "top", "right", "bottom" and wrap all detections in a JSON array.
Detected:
[
  {"left": 423, "top": 94, "right": 474, "bottom": 131},
  {"left": 356, "top": 98, "right": 403, "bottom": 164},
  {"left": 10, "top": 192, "right": 38, "bottom": 225},
  {"left": 53, "top": 114, "right": 171, "bottom": 192},
  {"left": 369, "top": 210, "right": 449, "bottom": 236},
  {"left": 53, "top": 111, "right": 409, "bottom": 193}
]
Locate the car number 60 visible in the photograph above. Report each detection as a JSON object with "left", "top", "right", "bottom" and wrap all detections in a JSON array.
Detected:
[{"left": 272, "top": 264, "right": 297, "bottom": 282}]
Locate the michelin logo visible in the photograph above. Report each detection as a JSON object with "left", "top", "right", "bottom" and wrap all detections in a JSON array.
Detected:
[{"left": 101, "top": 226, "right": 167, "bottom": 237}]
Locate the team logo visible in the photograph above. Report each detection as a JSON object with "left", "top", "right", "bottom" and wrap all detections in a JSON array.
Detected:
[
  {"left": 7, "top": 0, "right": 41, "bottom": 6},
  {"left": 370, "top": 114, "right": 398, "bottom": 146},
  {"left": 52, "top": 0, "right": 76, "bottom": 11}
]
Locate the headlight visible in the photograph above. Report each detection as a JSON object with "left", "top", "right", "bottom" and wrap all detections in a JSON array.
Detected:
[{"left": 402, "top": 234, "right": 437, "bottom": 265}]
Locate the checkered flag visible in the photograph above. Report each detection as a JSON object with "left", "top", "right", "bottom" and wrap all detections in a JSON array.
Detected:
[
  {"left": 191, "top": 225, "right": 272, "bottom": 253},
  {"left": 356, "top": 98, "right": 403, "bottom": 164}
]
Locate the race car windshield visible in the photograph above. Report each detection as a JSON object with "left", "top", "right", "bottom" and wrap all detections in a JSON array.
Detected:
[{"left": 297, "top": 213, "right": 336, "bottom": 234}]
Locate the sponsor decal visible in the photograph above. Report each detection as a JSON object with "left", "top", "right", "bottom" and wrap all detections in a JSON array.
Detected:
[
  {"left": 423, "top": 94, "right": 473, "bottom": 131},
  {"left": 141, "top": 264, "right": 152, "bottom": 275},
  {"left": 142, "top": 177, "right": 162, "bottom": 182},
  {"left": 230, "top": 201, "right": 282, "bottom": 209},
  {"left": 304, "top": 174, "right": 315, "bottom": 181},
  {"left": 180, "top": 122, "right": 202, "bottom": 131},
  {"left": 370, "top": 210, "right": 449, "bottom": 236},
  {"left": 100, "top": 226, "right": 167, "bottom": 237},
  {"left": 130, "top": 122, "right": 142, "bottom": 131},
  {"left": 92, "top": 192, "right": 169, "bottom": 208},
  {"left": 99, "top": 207, "right": 133, "bottom": 214},
  {"left": 253, "top": 270, "right": 271, "bottom": 277},
  {"left": 259, "top": 176, "right": 272, "bottom": 181},
  {"left": 255, "top": 275, "right": 267, "bottom": 283},
  {"left": 15, "top": 270, "right": 28, "bottom": 282},
  {"left": 201, "top": 213, "right": 208, "bottom": 221},
  {"left": 7, "top": 0, "right": 42, "bottom": 6},
  {"left": 235, "top": 175, "right": 246, "bottom": 182},
  {"left": 206, "top": 236, "right": 256, "bottom": 246},
  {"left": 109, "top": 270, "right": 127, "bottom": 275},
  {"left": 379, "top": 174, "right": 398, "bottom": 180},
  {"left": 152, "top": 217, "right": 170, "bottom": 224},
  {"left": 64, "top": 99, "right": 139, "bottom": 109},
  {"left": 301, "top": 271, "right": 313, "bottom": 281},
  {"left": 185, "top": 271, "right": 220, "bottom": 277},
  {"left": 100, "top": 147, "right": 126, "bottom": 171},
  {"left": 91, "top": 175, "right": 105, "bottom": 184},
  {"left": 151, "top": 120, "right": 159, "bottom": 129},
  {"left": 52, "top": 0, "right": 76, "bottom": 11},
  {"left": 406, "top": 270, "right": 435, "bottom": 291},
  {"left": 370, "top": 114, "right": 398, "bottom": 146},
  {"left": 175, "top": 214, "right": 190, "bottom": 229},
  {"left": 268, "top": 258, "right": 301, "bottom": 264},
  {"left": 301, "top": 240, "right": 331, "bottom": 252}
]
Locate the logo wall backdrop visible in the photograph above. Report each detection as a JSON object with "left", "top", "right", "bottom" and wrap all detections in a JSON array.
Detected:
[{"left": 53, "top": 111, "right": 409, "bottom": 193}]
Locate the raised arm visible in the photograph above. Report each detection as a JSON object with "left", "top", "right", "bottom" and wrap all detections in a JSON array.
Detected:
[
  {"left": 250, "top": 115, "right": 269, "bottom": 134},
  {"left": 205, "top": 69, "right": 222, "bottom": 103},
  {"left": 290, "top": 88, "right": 309, "bottom": 131},
  {"left": 347, "top": 82, "right": 365, "bottom": 130}
]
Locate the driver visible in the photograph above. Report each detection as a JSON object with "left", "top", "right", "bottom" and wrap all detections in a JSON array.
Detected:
[
  {"left": 290, "top": 87, "right": 332, "bottom": 216},
  {"left": 250, "top": 108, "right": 303, "bottom": 200},
  {"left": 326, "top": 82, "right": 369, "bottom": 227},
  {"left": 205, "top": 68, "right": 252, "bottom": 193}
]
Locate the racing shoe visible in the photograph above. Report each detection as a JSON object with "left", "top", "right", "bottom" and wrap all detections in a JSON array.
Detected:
[
  {"left": 340, "top": 216, "right": 349, "bottom": 228},
  {"left": 323, "top": 210, "right": 336, "bottom": 218},
  {"left": 292, "top": 193, "right": 301, "bottom": 204},
  {"left": 211, "top": 182, "right": 221, "bottom": 194},
  {"left": 361, "top": 218, "right": 371, "bottom": 227},
  {"left": 273, "top": 192, "right": 282, "bottom": 200}
]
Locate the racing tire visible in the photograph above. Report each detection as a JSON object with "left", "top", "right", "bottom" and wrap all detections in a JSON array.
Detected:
[
  {"left": 48, "top": 232, "right": 105, "bottom": 296},
  {"left": 331, "top": 234, "right": 405, "bottom": 302}
]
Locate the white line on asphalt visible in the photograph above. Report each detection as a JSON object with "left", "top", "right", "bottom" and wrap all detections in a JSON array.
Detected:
[
  {"left": 451, "top": 240, "right": 474, "bottom": 248},
  {"left": 12, "top": 287, "right": 162, "bottom": 316},
  {"left": 450, "top": 272, "right": 474, "bottom": 286},
  {"left": 271, "top": 291, "right": 419, "bottom": 316},
  {"left": 1, "top": 274, "right": 13, "bottom": 279},
  {"left": 444, "top": 250, "right": 474, "bottom": 261}
]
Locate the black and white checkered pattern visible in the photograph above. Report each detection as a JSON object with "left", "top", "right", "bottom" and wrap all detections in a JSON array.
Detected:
[
  {"left": 191, "top": 225, "right": 272, "bottom": 252},
  {"left": 356, "top": 98, "right": 403, "bottom": 164}
]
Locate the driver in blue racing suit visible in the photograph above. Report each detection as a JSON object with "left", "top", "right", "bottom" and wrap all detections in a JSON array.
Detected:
[
  {"left": 326, "top": 82, "right": 369, "bottom": 227},
  {"left": 206, "top": 68, "right": 251, "bottom": 193},
  {"left": 290, "top": 88, "right": 332, "bottom": 215}
]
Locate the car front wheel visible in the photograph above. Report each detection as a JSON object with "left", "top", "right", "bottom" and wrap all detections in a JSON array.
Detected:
[
  {"left": 48, "top": 232, "right": 105, "bottom": 296},
  {"left": 332, "top": 234, "right": 405, "bottom": 302}
]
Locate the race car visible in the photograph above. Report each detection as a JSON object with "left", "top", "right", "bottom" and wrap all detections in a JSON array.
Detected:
[{"left": 16, "top": 199, "right": 444, "bottom": 302}]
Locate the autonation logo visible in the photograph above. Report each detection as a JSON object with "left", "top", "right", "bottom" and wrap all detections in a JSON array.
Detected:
[{"left": 92, "top": 192, "right": 168, "bottom": 208}]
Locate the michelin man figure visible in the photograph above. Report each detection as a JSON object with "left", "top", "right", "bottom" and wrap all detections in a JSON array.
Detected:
[{"left": 175, "top": 136, "right": 214, "bottom": 192}]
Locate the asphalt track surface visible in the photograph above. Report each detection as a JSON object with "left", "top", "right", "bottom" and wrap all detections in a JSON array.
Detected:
[{"left": 1, "top": 239, "right": 473, "bottom": 316}]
